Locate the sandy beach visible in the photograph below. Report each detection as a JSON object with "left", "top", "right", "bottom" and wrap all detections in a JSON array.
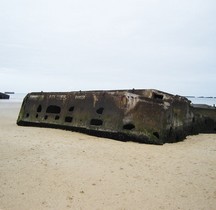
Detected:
[{"left": 0, "top": 101, "right": 216, "bottom": 210}]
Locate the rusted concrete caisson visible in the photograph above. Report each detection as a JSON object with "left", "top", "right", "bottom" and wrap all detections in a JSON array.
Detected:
[{"left": 17, "top": 89, "right": 216, "bottom": 145}]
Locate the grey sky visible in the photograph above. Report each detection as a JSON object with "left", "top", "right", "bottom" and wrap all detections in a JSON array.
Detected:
[{"left": 0, "top": 0, "right": 215, "bottom": 96}]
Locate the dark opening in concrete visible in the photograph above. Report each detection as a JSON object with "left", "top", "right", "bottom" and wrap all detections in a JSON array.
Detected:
[
  {"left": 153, "top": 132, "right": 160, "bottom": 139},
  {"left": 26, "top": 113, "right": 29, "bottom": 118},
  {"left": 55, "top": 115, "right": 60, "bottom": 120},
  {"left": 90, "top": 119, "right": 103, "bottom": 126},
  {"left": 96, "top": 107, "right": 104, "bottom": 114},
  {"left": 69, "top": 106, "right": 74, "bottom": 112},
  {"left": 153, "top": 93, "right": 163, "bottom": 100},
  {"left": 46, "top": 105, "right": 61, "bottom": 114},
  {"left": 37, "top": 105, "right": 42, "bottom": 112},
  {"left": 123, "top": 123, "right": 135, "bottom": 130},
  {"left": 65, "top": 116, "right": 73, "bottom": 123},
  {"left": 44, "top": 115, "right": 48, "bottom": 120},
  {"left": 36, "top": 114, "right": 38, "bottom": 118}
]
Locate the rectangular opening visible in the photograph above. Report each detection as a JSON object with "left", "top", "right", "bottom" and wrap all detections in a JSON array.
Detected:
[
  {"left": 65, "top": 116, "right": 73, "bottom": 123},
  {"left": 90, "top": 119, "right": 103, "bottom": 126}
]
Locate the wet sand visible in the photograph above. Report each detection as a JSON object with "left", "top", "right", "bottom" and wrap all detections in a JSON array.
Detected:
[{"left": 0, "top": 101, "right": 216, "bottom": 210}]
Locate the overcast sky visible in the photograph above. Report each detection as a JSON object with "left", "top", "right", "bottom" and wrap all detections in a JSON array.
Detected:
[{"left": 0, "top": 0, "right": 215, "bottom": 96}]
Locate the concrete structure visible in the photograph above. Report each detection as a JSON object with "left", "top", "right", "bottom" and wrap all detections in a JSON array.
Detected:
[
  {"left": 17, "top": 89, "right": 216, "bottom": 144},
  {"left": 0, "top": 92, "right": 10, "bottom": 99}
]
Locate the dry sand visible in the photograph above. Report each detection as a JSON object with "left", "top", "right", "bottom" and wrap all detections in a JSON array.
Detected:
[{"left": 0, "top": 101, "right": 216, "bottom": 210}]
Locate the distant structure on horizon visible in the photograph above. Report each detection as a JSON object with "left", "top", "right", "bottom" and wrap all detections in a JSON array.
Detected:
[{"left": 0, "top": 92, "right": 10, "bottom": 99}]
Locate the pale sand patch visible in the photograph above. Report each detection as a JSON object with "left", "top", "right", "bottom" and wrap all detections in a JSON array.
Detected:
[{"left": 0, "top": 101, "right": 216, "bottom": 210}]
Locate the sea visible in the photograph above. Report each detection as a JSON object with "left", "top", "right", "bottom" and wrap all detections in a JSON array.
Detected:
[
  {"left": 187, "top": 97, "right": 216, "bottom": 106},
  {"left": 5, "top": 93, "right": 27, "bottom": 102},
  {"left": 2, "top": 93, "right": 216, "bottom": 107}
]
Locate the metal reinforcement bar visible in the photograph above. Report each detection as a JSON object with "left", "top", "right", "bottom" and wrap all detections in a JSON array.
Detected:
[{"left": 17, "top": 89, "right": 216, "bottom": 145}]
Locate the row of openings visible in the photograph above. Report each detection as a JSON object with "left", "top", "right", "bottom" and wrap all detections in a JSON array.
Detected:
[
  {"left": 25, "top": 113, "right": 137, "bottom": 131},
  {"left": 27, "top": 113, "right": 73, "bottom": 122},
  {"left": 35, "top": 105, "right": 105, "bottom": 125},
  {"left": 30, "top": 104, "right": 161, "bottom": 133},
  {"left": 25, "top": 113, "right": 161, "bottom": 138},
  {"left": 37, "top": 105, "right": 104, "bottom": 115},
  {"left": 37, "top": 105, "right": 75, "bottom": 114},
  {"left": 28, "top": 113, "right": 103, "bottom": 126}
]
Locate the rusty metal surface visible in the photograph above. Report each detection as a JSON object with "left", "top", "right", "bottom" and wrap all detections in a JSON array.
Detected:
[{"left": 17, "top": 89, "right": 216, "bottom": 144}]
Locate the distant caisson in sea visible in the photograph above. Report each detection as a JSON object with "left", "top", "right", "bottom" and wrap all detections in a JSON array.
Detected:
[{"left": 0, "top": 92, "right": 10, "bottom": 99}]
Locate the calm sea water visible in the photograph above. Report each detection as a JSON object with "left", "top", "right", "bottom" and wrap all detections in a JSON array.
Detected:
[
  {"left": 2, "top": 93, "right": 216, "bottom": 107},
  {"left": 1, "top": 93, "right": 27, "bottom": 102},
  {"left": 187, "top": 97, "right": 216, "bottom": 106}
]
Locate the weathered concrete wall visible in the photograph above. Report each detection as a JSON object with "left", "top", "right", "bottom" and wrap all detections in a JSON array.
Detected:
[
  {"left": 191, "top": 105, "right": 216, "bottom": 134},
  {"left": 17, "top": 89, "right": 216, "bottom": 144}
]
